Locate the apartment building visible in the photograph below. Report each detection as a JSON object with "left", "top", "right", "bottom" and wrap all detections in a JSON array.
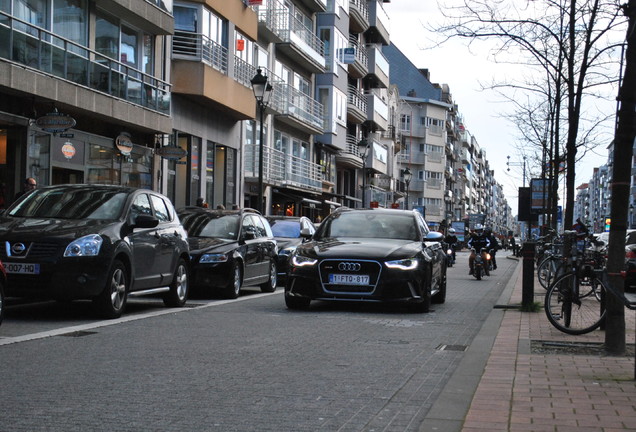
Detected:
[
  {"left": 169, "top": 1, "right": 258, "bottom": 209},
  {"left": 0, "top": 0, "right": 173, "bottom": 208}
]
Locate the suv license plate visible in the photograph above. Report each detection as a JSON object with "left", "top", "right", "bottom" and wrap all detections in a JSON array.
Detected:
[
  {"left": 5, "top": 263, "right": 40, "bottom": 275},
  {"left": 329, "top": 274, "right": 369, "bottom": 285}
]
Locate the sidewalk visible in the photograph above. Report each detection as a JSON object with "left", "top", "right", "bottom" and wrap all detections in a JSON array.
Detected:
[{"left": 462, "top": 257, "right": 636, "bottom": 431}]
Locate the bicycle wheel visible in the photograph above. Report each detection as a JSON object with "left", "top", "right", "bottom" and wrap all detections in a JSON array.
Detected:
[
  {"left": 537, "top": 256, "right": 561, "bottom": 290},
  {"left": 544, "top": 271, "right": 606, "bottom": 335}
]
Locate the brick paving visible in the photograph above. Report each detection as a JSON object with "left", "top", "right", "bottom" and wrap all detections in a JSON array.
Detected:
[{"left": 462, "top": 259, "right": 636, "bottom": 431}]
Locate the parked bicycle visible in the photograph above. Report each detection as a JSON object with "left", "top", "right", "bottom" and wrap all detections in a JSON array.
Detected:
[{"left": 544, "top": 230, "right": 607, "bottom": 335}]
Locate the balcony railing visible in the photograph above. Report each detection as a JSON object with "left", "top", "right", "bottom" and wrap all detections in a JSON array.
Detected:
[
  {"left": 255, "top": 6, "right": 324, "bottom": 59},
  {"left": 270, "top": 82, "right": 324, "bottom": 130},
  {"left": 245, "top": 143, "right": 322, "bottom": 191},
  {"left": 0, "top": 11, "right": 171, "bottom": 114},
  {"left": 234, "top": 56, "right": 257, "bottom": 89},
  {"left": 350, "top": 0, "right": 369, "bottom": 21},
  {"left": 347, "top": 84, "right": 367, "bottom": 113},
  {"left": 348, "top": 35, "right": 368, "bottom": 69},
  {"left": 173, "top": 31, "right": 228, "bottom": 74}
]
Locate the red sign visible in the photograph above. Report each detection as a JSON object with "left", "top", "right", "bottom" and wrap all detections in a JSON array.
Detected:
[
  {"left": 236, "top": 39, "right": 245, "bottom": 51},
  {"left": 248, "top": 0, "right": 263, "bottom": 5}
]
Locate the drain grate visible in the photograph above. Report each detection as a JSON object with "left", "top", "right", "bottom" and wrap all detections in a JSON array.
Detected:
[
  {"left": 58, "top": 330, "right": 98, "bottom": 338},
  {"left": 436, "top": 344, "right": 467, "bottom": 351}
]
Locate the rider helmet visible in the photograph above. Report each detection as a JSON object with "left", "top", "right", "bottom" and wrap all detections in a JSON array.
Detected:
[
  {"left": 474, "top": 224, "right": 484, "bottom": 233},
  {"left": 448, "top": 228, "right": 456, "bottom": 234}
]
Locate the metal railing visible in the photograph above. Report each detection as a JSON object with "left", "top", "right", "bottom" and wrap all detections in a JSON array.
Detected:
[
  {"left": 0, "top": 11, "right": 170, "bottom": 114},
  {"left": 350, "top": 0, "right": 369, "bottom": 21},
  {"left": 348, "top": 35, "right": 368, "bottom": 69},
  {"left": 270, "top": 82, "right": 324, "bottom": 130},
  {"left": 255, "top": 6, "right": 324, "bottom": 58},
  {"left": 245, "top": 143, "right": 322, "bottom": 191},
  {"left": 347, "top": 84, "right": 367, "bottom": 114},
  {"left": 173, "top": 31, "right": 228, "bottom": 74}
]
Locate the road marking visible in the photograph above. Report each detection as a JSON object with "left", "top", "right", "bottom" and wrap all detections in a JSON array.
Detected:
[{"left": 0, "top": 290, "right": 282, "bottom": 346}]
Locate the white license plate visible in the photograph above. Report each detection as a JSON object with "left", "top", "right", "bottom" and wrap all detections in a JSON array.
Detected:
[
  {"left": 329, "top": 274, "right": 369, "bottom": 285},
  {"left": 5, "top": 262, "right": 40, "bottom": 275}
]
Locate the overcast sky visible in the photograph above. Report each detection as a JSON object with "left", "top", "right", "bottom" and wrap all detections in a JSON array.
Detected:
[{"left": 385, "top": 0, "right": 612, "bottom": 216}]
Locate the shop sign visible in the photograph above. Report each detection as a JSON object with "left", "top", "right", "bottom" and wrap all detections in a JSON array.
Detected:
[
  {"left": 61, "top": 141, "right": 76, "bottom": 160},
  {"left": 35, "top": 110, "right": 76, "bottom": 134},
  {"left": 115, "top": 132, "right": 133, "bottom": 156},
  {"left": 156, "top": 145, "right": 187, "bottom": 160}
]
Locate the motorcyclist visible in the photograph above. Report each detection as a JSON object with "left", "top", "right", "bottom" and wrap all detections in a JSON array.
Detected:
[
  {"left": 444, "top": 228, "right": 458, "bottom": 263},
  {"left": 484, "top": 227, "right": 499, "bottom": 270},
  {"left": 467, "top": 224, "right": 491, "bottom": 276}
]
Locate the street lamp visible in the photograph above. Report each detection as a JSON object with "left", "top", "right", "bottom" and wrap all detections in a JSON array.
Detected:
[
  {"left": 506, "top": 155, "right": 527, "bottom": 187},
  {"left": 358, "top": 138, "right": 371, "bottom": 207},
  {"left": 403, "top": 167, "right": 412, "bottom": 210},
  {"left": 251, "top": 68, "right": 273, "bottom": 214}
]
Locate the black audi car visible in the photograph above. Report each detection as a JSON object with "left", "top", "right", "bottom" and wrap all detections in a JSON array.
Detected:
[
  {"left": 285, "top": 208, "right": 447, "bottom": 312},
  {"left": 178, "top": 207, "right": 278, "bottom": 299},
  {"left": 0, "top": 184, "right": 190, "bottom": 318},
  {"left": 265, "top": 215, "right": 315, "bottom": 285}
]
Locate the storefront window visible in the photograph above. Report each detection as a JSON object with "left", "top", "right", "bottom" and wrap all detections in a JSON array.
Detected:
[
  {"left": 189, "top": 137, "right": 200, "bottom": 203},
  {"left": 88, "top": 142, "right": 118, "bottom": 184},
  {"left": 205, "top": 141, "right": 214, "bottom": 207},
  {"left": 28, "top": 134, "right": 50, "bottom": 186}
]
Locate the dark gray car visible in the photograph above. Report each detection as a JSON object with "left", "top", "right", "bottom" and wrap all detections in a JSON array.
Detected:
[{"left": 0, "top": 184, "right": 190, "bottom": 318}]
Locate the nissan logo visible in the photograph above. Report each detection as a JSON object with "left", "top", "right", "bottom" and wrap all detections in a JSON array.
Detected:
[
  {"left": 11, "top": 242, "right": 27, "bottom": 255},
  {"left": 338, "top": 262, "right": 361, "bottom": 271}
]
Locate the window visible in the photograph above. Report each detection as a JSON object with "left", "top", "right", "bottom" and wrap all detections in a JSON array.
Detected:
[
  {"left": 150, "top": 195, "right": 171, "bottom": 222},
  {"left": 95, "top": 12, "right": 119, "bottom": 61},
  {"left": 53, "top": 0, "right": 87, "bottom": 50},
  {"left": 400, "top": 114, "right": 410, "bottom": 131},
  {"left": 334, "top": 87, "right": 346, "bottom": 126},
  {"left": 131, "top": 194, "right": 152, "bottom": 218}
]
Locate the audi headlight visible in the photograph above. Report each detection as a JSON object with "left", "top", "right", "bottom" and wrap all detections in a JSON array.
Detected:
[
  {"left": 200, "top": 253, "right": 229, "bottom": 264},
  {"left": 385, "top": 258, "right": 418, "bottom": 270},
  {"left": 64, "top": 234, "right": 103, "bottom": 257},
  {"left": 291, "top": 255, "right": 317, "bottom": 267}
]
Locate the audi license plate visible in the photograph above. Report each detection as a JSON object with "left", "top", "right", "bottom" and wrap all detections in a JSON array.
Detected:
[
  {"left": 5, "top": 262, "right": 40, "bottom": 275},
  {"left": 329, "top": 274, "right": 369, "bottom": 285}
]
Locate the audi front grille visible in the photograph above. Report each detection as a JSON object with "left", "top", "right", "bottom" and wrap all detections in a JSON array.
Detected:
[{"left": 318, "top": 259, "right": 381, "bottom": 294}]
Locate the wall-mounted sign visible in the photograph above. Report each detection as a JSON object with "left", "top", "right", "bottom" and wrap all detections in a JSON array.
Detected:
[
  {"left": 156, "top": 145, "right": 187, "bottom": 160},
  {"left": 61, "top": 141, "right": 76, "bottom": 160},
  {"left": 35, "top": 109, "right": 76, "bottom": 134},
  {"left": 115, "top": 132, "right": 133, "bottom": 155}
]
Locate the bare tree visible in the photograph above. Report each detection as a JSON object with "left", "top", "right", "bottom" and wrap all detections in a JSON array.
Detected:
[{"left": 433, "top": 0, "right": 626, "bottom": 227}]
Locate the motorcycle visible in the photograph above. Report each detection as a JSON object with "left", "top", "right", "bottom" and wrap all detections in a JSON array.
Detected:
[
  {"left": 446, "top": 245, "right": 455, "bottom": 267},
  {"left": 472, "top": 248, "right": 491, "bottom": 280}
]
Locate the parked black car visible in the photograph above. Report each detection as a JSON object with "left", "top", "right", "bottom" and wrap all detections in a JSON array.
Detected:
[
  {"left": 285, "top": 208, "right": 447, "bottom": 312},
  {"left": 0, "top": 184, "right": 190, "bottom": 318},
  {"left": 178, "top": 207, "right": 278, "bottom": 299},
  {"left": 265, "top": 215, "right": 315, "bottom": 285}
]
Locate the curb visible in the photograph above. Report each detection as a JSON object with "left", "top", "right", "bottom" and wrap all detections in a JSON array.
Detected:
[{"left": 418, "top": 260, "right": 522, "bottom": 432}]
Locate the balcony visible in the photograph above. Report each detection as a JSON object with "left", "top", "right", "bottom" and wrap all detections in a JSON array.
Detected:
[
  {"left": 365, "top": 45, "right": 389, "bottom": 88},
  {"left": 255, "top": 6, "right": 326, "bottom": 73},
  {"left": 336, "top": 134, "right": 365, "bottom": 169},
  {"left": 245, "top": 144, "right": 322, "bottom": 192},
  {"left": 445, "top": 166, "right": 453, "bottom": 178},
  {"left": 295, "top": 0, "right": 328, "bottom": 13},
  {"left": 172, "top": 33, "right": 255, "bottom": 120},
  {"left": 365, "top": 90, "right": 388, "bottom": 131},
  {"left": 347, "top": 84, "right": 367, "bottom": 124},
  {"left": 366, "top": 0, "right": 390, "bottom": 45},
  {"left": 270, "top": 81, "right": 324, "bottom": 134},
  {"left": 349, "top": 0, "right": 370, "bottom": 33},
  {"left": 347, "top": 36, "right": 368, "bottom": 78},
  {"left": 0, "top": 11, "right": 171, "bottom": 131}
]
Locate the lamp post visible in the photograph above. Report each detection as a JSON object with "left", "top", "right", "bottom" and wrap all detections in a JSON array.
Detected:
[
  {"left": 358, "top": 138, "right": 370, "bottom": 208},
  {"left": 251, "top": 68, "right": 273, "bottom": 214},
  {"left": 403, "top": 167, "right": 412, "bottom": 210},
  {"left": 506, "top": 155, "right": 527, "bottom": 187}
]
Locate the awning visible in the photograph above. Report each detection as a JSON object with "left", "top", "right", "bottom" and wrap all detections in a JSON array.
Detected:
[
  {"left": 301, "top": 198, "right": 322, "bottom": 205},
  {"left": 324, "top": 200, "right": 341, "bottom": 207}
]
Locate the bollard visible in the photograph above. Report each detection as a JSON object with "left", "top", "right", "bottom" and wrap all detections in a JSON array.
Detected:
[{"left": 522, "top": 242, "right": 536, "bottom": 308}]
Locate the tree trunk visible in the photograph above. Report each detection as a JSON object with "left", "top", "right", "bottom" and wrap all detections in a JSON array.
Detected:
[{"left": 605, "top": 0, "right": 636, "bottom": 355}]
